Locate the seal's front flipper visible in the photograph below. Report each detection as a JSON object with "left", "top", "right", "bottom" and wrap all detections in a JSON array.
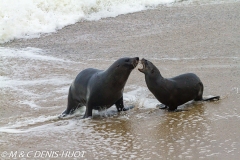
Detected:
[
  {"left": 58, "top": 109, "right": 69, "bottom": 119},
  {"left": 115, "top": 97, "right": 125, "bottom": 112},
  {"left": 58, "top": 108, "right": 76, "bottom": 119},
  {"left": 175, "top": 109, "right": 188, "bottom": 112},
  {"left": 203, "top": 96, "right": 220, "bottom": 101},
  {"left": 122, "top": 105, "right": 134, "bottom": 111},
  {"left": 168, "top": 108, "right": 188, "bottom": 112},
  {"left": 115, "top": 97, "right": 134, "bottom": 112},
  {"left": 157, "top": 104, "right": 168, "bottom": 109},
  {"left": 58, "top": 114, "right": 65, "bottom": 119},
  {"left": 83, "top": 105, "right": 93, "bottom": 119}
]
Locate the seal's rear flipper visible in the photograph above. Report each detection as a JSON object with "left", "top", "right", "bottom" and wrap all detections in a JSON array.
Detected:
[{"left": 203, "top": 96, "right": 220, "bottom": 101}]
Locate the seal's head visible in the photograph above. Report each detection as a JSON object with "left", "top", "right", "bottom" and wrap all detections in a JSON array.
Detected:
[
  {"left": 138, "top": 58, "right": 160, "bottom": 76},
  {"left": 113, "top": 57, "right": 139, "bottom": 71},
  {"left": 107, "top": 57, "right": 139, "bottom": 87}
]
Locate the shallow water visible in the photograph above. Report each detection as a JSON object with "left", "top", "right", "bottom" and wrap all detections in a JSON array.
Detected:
[
  {"left": 1, "top": 1, "right": 240, "bottom": 160},
  {"left": 1, "top": 46, "right": 239, "bottom": 159}
]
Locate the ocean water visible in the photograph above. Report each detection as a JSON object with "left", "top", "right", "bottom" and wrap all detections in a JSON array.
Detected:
[
  {"left": 0, "top": 47, "right": 159, "bottom": 134},
  {"left": 1, "top": 1, "right": 240, "bottom": 159},
  {"left": 1, "top": 0, "right": 238, "bottom": 44},
  {"left": 0, "top": 0, "right": 176, "bottom": 44}
]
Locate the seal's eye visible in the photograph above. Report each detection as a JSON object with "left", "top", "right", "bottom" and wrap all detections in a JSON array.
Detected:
[
  {"left": 125, "top": 59, "right": 130, "bottom": 62},
  {"left": 117, "top": 65, "right": 120, "bottom": 68}
]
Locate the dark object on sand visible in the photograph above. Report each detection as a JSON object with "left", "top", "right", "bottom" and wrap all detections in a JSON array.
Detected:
[{"left": 139, "top": 58, "right": 220, "bottom": 111}]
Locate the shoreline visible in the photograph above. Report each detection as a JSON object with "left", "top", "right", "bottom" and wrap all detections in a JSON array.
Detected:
[
  {"left": 1, "top": 2, "right": 239, "bottom": 58},
  {"left": 1, "top": 2, "right": 240, "bottom": 159}
]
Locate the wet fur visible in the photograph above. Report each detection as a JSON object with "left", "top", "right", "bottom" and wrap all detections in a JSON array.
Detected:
[
  {"left": 60, "top": 57, "right": 139, "bottom": 118},
  {"left": 139, "top": 58, "right": 220, "bottom": 111}
]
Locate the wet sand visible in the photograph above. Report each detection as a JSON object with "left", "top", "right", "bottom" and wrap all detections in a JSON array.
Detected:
[{"left": 1, "top": 2, "right": 240, "bottom": 159}]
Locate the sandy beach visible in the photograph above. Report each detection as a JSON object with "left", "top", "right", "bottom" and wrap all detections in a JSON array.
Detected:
[{"left": 1, "top": 1, "right": 240, "bottom": 159}]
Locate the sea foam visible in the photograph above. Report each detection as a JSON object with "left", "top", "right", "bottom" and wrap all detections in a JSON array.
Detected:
[{"left": 0, "top": 0, "right": 175, "bottom": 43}]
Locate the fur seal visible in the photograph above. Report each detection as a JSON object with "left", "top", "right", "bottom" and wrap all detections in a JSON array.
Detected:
[
  {"left": 138, "top": 58, "right": 220, "bottom": 111},
  {"left": 60, "top": 57, "right": 139, "bottom": 118}
]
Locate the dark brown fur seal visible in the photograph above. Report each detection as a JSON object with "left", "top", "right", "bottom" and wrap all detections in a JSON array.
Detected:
[
  {"left": 138, "top": 58, "right": 220, "bottom": 111},
  {"left": 60, "top": 57, "right": 139, "bottom": 118}
]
